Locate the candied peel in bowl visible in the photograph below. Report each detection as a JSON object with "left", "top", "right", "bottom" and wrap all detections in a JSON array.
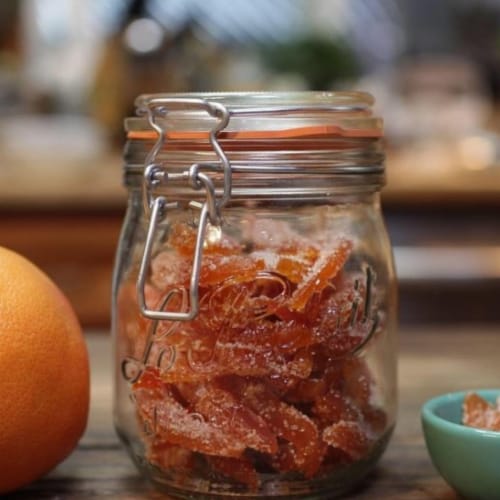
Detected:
[{"left": 462, "top": 392, "right": 500, "bottom": 431}]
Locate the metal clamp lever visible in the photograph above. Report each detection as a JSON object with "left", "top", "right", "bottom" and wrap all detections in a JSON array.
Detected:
[
  {"left": 136, "top": 97, "right": 232, "bottom": 322},
  {"left": 137, "top": 196, "right": 209, "bottom": 321},
  {"left": 140, "top": 97, "right": 231, "bottom": 214}
]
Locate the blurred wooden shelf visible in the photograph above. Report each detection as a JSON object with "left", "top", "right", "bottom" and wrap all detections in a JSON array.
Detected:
[
  {"left": 1, "top": 151, "right": 499, "bottom": 327},
  {"left": 0, "top": 211, "right": 123, "bottom": 327},
  {"left": 0, "top": 153, "right": 126, "bottom": 327},
  {"left": 383, "top": 150, "right": 500, "bottom": 207},
  {"left": 1, "top": 150, "right": 500, "bottom": 210},
  {"left": 0, "top": 154, "right": 126, "bottom": 210}
]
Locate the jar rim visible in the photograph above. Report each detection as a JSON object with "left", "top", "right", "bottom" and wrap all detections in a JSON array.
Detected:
[
  {"left": 125, "top": 91, "right": 382, "bottom": 140},
  {"left": 134, "top": 90, "right": 375, "bottom": 108}
]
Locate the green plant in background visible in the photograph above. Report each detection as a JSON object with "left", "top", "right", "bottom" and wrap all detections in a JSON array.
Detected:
[{"left": 259, "top": 35, "right": 360, "bottom": 90}]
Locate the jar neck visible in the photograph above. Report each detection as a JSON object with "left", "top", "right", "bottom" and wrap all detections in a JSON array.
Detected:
[{"left": 124, "top": 136, "right": 385, "bottom": 201}]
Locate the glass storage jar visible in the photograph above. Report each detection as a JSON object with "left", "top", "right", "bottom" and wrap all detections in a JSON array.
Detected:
[{"left": 112, "top": 92, "right": 397, "bottom": 499}]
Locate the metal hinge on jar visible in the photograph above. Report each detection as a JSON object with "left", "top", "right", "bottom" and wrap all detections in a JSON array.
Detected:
[{"left": 136, "top": 97, "right": 232, "bottom": 321}]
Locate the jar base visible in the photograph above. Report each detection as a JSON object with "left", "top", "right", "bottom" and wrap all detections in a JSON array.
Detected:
[{"left": 121, "top": 426, "right": 394, "bottom": 499}]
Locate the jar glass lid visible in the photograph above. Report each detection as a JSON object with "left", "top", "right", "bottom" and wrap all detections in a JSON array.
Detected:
[{"left": 125, "top": 91, "right": 383, "bottom": 141}]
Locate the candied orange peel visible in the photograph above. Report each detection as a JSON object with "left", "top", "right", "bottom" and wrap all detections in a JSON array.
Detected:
[
  {"left": 121, "top": 219, "right": 386, "bottom": 489},
  {"left": 462, "top": 392, "right": 500, "bottom": 431}
]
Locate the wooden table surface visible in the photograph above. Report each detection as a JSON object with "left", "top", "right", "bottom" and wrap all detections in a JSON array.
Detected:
[{"left": 10, "top": 325, "right": 500, "bottom": 499}]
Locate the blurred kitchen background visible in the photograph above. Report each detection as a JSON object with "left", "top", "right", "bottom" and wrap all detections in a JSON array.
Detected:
[{"left": 0, "top": 0, "right": 499, "bottom": 327}]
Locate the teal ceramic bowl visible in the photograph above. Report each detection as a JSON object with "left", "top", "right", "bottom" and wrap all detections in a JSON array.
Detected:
[{"left": 421, "top": 389, "right": 500, "bottom": 500}]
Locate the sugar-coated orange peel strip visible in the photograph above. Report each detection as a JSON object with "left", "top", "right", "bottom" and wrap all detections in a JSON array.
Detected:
[
  {"left": 462, "top": 392, "right": 500, "bottom": 431},
  {"left": 289, "top": 239, "right": 353, "bottom": 312}
]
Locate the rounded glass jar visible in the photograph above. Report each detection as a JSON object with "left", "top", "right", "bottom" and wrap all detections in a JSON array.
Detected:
[{"left": 112, "top": 92, "right": 397, "bottom": 499}]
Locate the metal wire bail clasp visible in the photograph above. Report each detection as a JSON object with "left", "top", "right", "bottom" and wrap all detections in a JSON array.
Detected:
[{"left": 136, "top": 97, "right": 232, "bottom": 321}]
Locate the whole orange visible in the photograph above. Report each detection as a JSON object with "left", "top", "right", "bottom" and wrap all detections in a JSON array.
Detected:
[{"left": 0, "top": 246, "right": 90, "bottom": 494}]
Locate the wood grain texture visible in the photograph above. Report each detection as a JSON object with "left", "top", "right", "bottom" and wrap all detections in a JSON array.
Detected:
[{"left": 12, "top": 326, "right": 500, "bottom": 499}]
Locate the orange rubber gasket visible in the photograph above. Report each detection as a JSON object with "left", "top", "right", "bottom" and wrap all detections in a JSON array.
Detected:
[{"left": 127, "top": 124, "right": 382, "bottom": 141}]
